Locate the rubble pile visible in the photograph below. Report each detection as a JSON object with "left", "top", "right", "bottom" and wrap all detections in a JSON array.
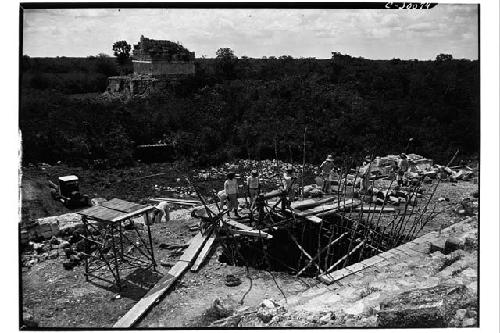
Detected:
[
  {"left": 367, "top": 154, "right": 476, "bottom": 183},
  {"left": 194, "top": 159, "right": 317, "bottom": 183},
  {"left": 20, "top": 213, "right": 84, "bottom": 245},
  {"left": 21, "top": 234, "right": 84, "bottom": 270}
]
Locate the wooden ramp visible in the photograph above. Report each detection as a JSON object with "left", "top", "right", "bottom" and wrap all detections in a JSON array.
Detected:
[
  {"left": 191, "top": 234, "right": 217, "bottom": 272},
  {"left": 113, "top": 230, "right": 213, "bottom": 328}
]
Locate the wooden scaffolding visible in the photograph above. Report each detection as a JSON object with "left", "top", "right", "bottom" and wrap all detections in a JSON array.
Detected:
[{"left": 78, "top": 198, "right": 158, "bottom": 290}]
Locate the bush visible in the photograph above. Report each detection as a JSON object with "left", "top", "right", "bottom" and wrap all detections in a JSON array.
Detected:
[{"left": 20, "top": 56, "right": 479, "bottom": 167}]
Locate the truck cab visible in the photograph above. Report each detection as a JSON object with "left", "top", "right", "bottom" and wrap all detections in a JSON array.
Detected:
[
  {"left": 57, "top": 175, "right": 89, "bottom": 208},
  {"left": 58, "top": 175, "right": 80, "bottom": 198}
]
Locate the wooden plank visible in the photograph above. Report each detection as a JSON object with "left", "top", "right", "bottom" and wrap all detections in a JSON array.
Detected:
[
  {"left": 78, "top": 205, "right": 124, "bottom": 221},
  {"left": 113, "top": 273, "right": 177, "bottom": 327},
  {"left": 352, "top": 206, "right": 396, "bottom": 213},
  {"left": 261, "top": 189, "right": 283, "bottom": 200},
  {"left": 306, "top": 216, "right": 323, "bottom": 223},
  {"left": 227, "top": 229, "right": 273, "bottom": 239},
  {"left": 178, "top": 231, "right": 211, "bottom": 262},
  {"left": 111, "top": 206, "right": 155, "bottom": 222},
  {"left": 168, "top": 261, "right": 190, "bottom": 278},
  {"left": 149, "top": 199, "right": 198, "bottom": 207},
  {"left": 191, "top": 235, "right": 217, "bottom": 272},
  {"left": 113, "top": 230, "right": 212, "bottom": 328},
  {"left": 297, "top": 199, "right": 359, "bottom": 217},
  {"left": 132, "top": 172, "right": 168, "bottom": 181},
  {"left": 101, "top": 198, "right": 146, "bottom": 213},
  {"left": 223, "top": 219, "right": 253, "bottom": 231},
  {"left": 291, "top": 196, "right": 336, "bottom": 210},
  {"left": 152, "top": 197, "right": 202, "bottom": 205}
]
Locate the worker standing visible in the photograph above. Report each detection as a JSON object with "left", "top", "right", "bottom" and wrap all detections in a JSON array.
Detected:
[
  {"left": 320, "top": 154, "right": 335, "bottom": 193},
  {"left": 397, "top": 153, "right": 410, "bottom": 186},
  {"left": 224, "top": 171, "right": 240, "bottom": 218},
  {"left": 282, "top": 166, "right": 297, "bottom": 205},
  {"left": 247, "top": 170, "right": 260, "bottom": 209},
  {"left": 359, "top": 156, "right": 372, "bottom": 193}
]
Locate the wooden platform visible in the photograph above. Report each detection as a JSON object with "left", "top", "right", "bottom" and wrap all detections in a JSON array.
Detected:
[
  {"left": 295, "top": 198, "right": 360, "bottom": 217},
  {"left": 79, "top": 198, "right": 154, "bottom": 223}
]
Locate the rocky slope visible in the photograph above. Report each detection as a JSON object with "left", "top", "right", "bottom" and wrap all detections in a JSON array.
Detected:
[{"left": 210, "top": 217, "right": 478, "bottom": 328}]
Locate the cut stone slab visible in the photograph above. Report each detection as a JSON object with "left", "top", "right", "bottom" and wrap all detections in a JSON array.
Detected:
[
  {"left": 429, "top": 239, "right": 446, "bottom": 253},
  {"left": 378, "top": 284, "right": 466, "bottom": 328}
]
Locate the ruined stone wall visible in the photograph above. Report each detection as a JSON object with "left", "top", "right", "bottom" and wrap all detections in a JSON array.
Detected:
[
  {"left": 133, "top": 60, "right": 195, "bottom": 76},
  {"left": 105, "top": 75, "right": 169, "bottom": 99},
  {"left": 131, "top": 35, "right": 195, "bottom": 77}
]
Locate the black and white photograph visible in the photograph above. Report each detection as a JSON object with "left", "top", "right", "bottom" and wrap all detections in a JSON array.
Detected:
[{"left": 11, "top": 1, "right": 499, "bottom": 330}]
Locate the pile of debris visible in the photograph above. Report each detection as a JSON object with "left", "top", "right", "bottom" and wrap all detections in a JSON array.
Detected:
[
  {"left": 368, "top": 154, "right": 476, "bottom": 183},
  {"left": 194, "top": 159, "right": 317, "bottom": 184},
  {"left": 22, "top": 234, "right": 85, "bottom": 270},
  {"left": 20, "top": 213, "right": 84, "bottom": 245}
]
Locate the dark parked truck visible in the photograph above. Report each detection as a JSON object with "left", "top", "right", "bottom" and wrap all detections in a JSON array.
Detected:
[{"left": 49, "top": 175, "right": 90, "bottom": 208}]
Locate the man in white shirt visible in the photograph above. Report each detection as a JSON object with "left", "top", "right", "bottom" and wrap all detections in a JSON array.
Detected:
[
  {"left": 359, "top": 156, "right": 372, "bottom": 193},
  {"left": 217, "top": 189, "right": 227, "bottom": 211},
  {"left": 320, "top": 154, "right": 335, "bottom": 193},
  {"left": 247, "top": 170, "right": 260, "bottom": 209},
  {"left": 224, "top": 171, "right": 240, "bottom": 218},
  {"left": 282, "top": 166, "right": 297, "bottom": 204},
  {"left": 397, "top": 153, "right": 410, "bottom": 186}
]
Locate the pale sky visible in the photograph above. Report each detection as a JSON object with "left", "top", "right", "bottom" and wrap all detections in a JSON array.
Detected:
[{"left": 22, "top": 5, "right": 478, "bottom": 60}]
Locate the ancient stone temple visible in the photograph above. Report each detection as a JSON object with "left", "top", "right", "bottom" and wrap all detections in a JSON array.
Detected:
[
  {"left": 105, "top": 36, "right": 195, "bottom": 99},
  {"left": 132, "top": 35, "right": 196, "bottom": 77}
]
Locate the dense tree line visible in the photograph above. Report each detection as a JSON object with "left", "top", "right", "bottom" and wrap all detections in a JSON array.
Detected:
[{"left": 19, "top": 53, "right": 479, "bottom": 168}]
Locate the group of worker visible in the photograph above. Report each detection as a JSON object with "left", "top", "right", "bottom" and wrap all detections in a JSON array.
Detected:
[
  {"left": 217, "top": 166, "right": 298, "bottom": 218},
  {"left": 217, "top": 153, "right": 411, "bottom": 217},
  {"left": 319, "top": 152, "right": 411, "bottom": 194}
]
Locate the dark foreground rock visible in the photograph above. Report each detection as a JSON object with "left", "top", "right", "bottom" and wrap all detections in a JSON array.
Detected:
[{"left": 378, "top": 284, "right": 476, "bottom": 328}]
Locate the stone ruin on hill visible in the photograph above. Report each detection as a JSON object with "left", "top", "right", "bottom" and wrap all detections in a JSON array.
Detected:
[{"left": 105, "top": 35, "right": 195, "bottom": 99}]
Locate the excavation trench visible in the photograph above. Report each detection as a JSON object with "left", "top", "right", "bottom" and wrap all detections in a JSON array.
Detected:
[{"left": 219, "top": 214, "right": 399, "bottom": 277}]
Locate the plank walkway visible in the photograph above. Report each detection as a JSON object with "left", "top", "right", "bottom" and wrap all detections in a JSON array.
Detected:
[
  {"left": 191, "top": 234, "right": 217, "bottom": 272},
  {"left": 113, "top": 230, "right": 213, "bottom": 328}
]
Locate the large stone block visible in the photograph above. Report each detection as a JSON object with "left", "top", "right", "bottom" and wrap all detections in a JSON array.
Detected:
[
  {"left": 57, "top": 213, "right": 84, "bottom": 235},
  {"left": 378, "top": 284, "right": 467, "bottom": 328}
]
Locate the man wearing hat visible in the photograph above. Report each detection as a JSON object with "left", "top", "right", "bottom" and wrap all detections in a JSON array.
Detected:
[
  {"left": 397, "top": 153, "right": 410, "bottom": 186},
  {"left": 320, "top": 154, "right": 335, "bottom": 193},
  {"left": 246, "top": 170, "right": 260, "bottom": 208},
  {"left": 224, "top": 171, "right": 240, "bottom": 217}
]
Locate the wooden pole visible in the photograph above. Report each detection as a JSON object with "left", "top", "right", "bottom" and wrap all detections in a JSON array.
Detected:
[
  {"left": 324, "top": 240, "right": 365, "bottom": 275},
  {"left": 301, "top": 126, "right": 307, "bottom": 200},
  {"left": 296, "top": 231, "right": 349, "bottom": 277},
  {"left": 83, "top": 216, "right": 89, "bottom": 281},
  {"left": 110, "top": 224, "right": 122, "bottom": 291},
  {"left": 287, "top": 229, "right": 324, "bottom": 275}
]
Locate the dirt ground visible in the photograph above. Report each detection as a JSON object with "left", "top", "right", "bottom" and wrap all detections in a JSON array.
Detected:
[{"left": 20, "top": 162, "right": 478, "bottom": 328}]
